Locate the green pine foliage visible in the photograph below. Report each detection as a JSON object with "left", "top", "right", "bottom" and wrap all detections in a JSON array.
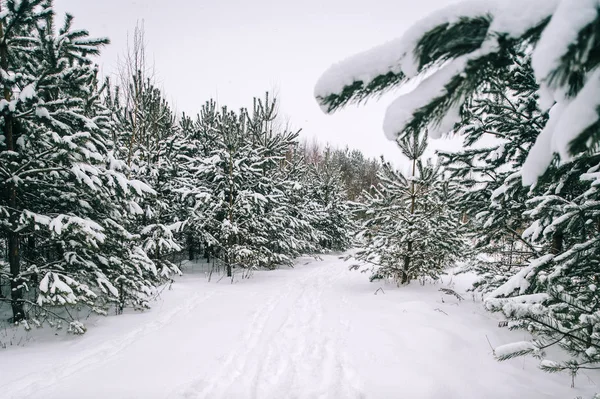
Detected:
[
  {"left": 0, "top": 3, "right": 357, "bottom": 333},
  {"left": 315, "top": 0, "right": 600, "bottom": 384},
  {"left": 105, "top": 74, "right": 184, "bottom": 281},
  {"left": 176, "top": 94, "right": 352, "bottom": 280},
  {"left": 315, "top": 2, "right": 600, "bottom": 182},
  {"left": 327, "top": 147, "right": 380, "bottom": 201},
  {"left": 0, "top": 1, "right": 167, "bottom": 332},
  {"left": 486, "top": 152, "right": 600, "bottom": 376},
  {"left": 439, "top": 52, "right": 546, "bottom": 293},
  {"left": 352, "top": 133, "right": 465, "bottom": 285},
  {"left": 305, "top": 148, "right": 353, "bottom": 251}
]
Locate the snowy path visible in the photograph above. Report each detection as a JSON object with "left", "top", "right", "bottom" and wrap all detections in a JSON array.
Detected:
[{"left": 0, "top": 254, "right": 597, "bottom": 398}]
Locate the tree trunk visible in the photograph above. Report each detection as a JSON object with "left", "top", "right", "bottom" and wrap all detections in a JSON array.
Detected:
[
  {"left": 401, "top": 157, "right": 417, "bottom": 286},
  {"left": 8, "top": 232, "right": 23, "bottom": 321},
  {"left": 0, "top": 9, "right": 24, "bottom": 322},
  {"left": 225, "top": 250, "right": 232, "bottom": 277},
  {"left": 402, "top": 241, "right": 411, "bottom": 285},
  {"left": 187, "top": 234, "right": 194, "bottom": 261},
  {"left": 226, "top": 154, "right": 234, "bottom": 279},
  {"left": 5, "top": 119, "right": 22, "bottom": 321},
  {"left": 551, "top": 231, "right": 563, "bottom": 255}
]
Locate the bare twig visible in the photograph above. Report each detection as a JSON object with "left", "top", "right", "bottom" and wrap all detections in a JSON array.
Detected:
[
  {"left": 439, "top": 288, "right": 464, "bottom": 301},
  {"left": 486, "top": 334, "right": 496, "bottom": 355}
]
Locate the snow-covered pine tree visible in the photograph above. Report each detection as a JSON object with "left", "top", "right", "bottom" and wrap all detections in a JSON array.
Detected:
[
  {"left": 485, "top": 152, "right": 600, "bottom": 378},
  {"left": 0, "top": 1, "right": 165, "bottom": 331},
  {"left": 180, "top": 105, "right": 252, "bottom": 277},
  {"left": 105, "top": 78, "right": 183, "bottom": 280},
  {"left": 178, "top": 100, "right": 221, "bottom": 261},
  {"left": 179, "top": 94, "right": 320, "bottom": 278},
  {"left": 0, "top": 0, "right": 50, "bottom": 323},
  {"left": 352, "top": 133, "right": 465, "bottom": 284},
  {"left": 305, "top": 147, "right": 352, "bottom": 252},
  {"left": 315, "top": 0, "right": 600, "bottom": 185},
  {"left": 315, "top": 0, "right": 600, "bottom": 379},
  {"left": 106, "top": 22, "right": 183, "bottom": 280},
  {"left": 176, "top": 93, "right": 356, "bottom": 278},
  {"left": 244, "top": 95, "right": 319, "bottom": 267},
  {"left": 283, "top": 145, "right": 323, "bottom": 255},
  {"left": 439, "top": 51, "right": 547, "bottom": 293}
]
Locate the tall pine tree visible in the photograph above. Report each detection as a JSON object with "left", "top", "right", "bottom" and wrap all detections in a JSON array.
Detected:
[
  {"left": 0, "top": 1, "right": 169, "bottom": 331},
  {"left": 353, "top": 133, "right": 465, "bottom": 284}
]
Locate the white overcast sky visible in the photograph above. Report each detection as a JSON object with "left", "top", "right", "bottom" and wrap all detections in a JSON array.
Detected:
[{"left": 54, "top": 0, "right": 461, "bottom": 165}]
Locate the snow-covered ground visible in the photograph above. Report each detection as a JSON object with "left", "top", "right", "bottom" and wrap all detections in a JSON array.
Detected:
[{"left": 0, "top": 254, "right": 597, "bottom": 398}]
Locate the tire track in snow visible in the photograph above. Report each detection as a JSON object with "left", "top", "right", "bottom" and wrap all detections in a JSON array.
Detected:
[
  {"left": 172, "top": 266, "right": 324, "bottom": 398},
  {"left": 259, "top": 267, "right": 333, "bottom": 398},
  {"left": 3, "top": 289, "right": 216, "bottom": 399},
  {"left": 328, "top": 290, "right": 366, "bottom": 399},
  {"left": 249, "top": 271, "right": 325, "bottom": 398},
  {"left": 256, "top": 262, "right": 364, "bottom": 399},
  {"left": 172, "top": 259, "right": 365, "bottom": 399}
]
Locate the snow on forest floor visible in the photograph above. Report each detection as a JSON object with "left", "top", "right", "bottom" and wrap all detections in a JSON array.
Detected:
[{"left": 0, "top": 253, "right": 598, "bottom": 399}]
